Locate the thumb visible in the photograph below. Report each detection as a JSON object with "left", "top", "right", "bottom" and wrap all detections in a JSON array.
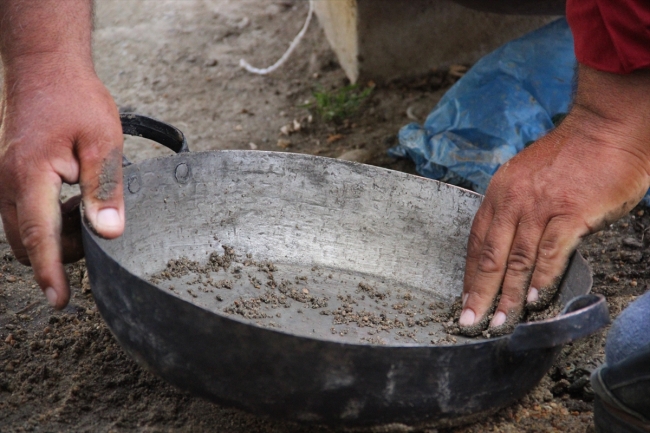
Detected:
[{"left": 78, "top": 121, "right": 125, "bottom": 239}]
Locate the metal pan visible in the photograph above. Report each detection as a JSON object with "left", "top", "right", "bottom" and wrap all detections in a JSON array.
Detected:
[{"left": 82, "top": 114, "right": 609, "bottom": 428}]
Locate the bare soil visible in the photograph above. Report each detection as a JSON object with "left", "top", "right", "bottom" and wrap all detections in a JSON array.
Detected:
[{"left": 1, "top": 1, "right": 647, "bottom": 431}]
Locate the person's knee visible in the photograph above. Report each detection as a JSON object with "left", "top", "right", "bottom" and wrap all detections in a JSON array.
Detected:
[{"left": 605, "top": 290, "right": 650, "bottom": 365}]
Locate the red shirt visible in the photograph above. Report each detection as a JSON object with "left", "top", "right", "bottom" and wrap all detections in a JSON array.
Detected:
[{"left": 566, "top": 0, "right": 650, "bottom": 74}]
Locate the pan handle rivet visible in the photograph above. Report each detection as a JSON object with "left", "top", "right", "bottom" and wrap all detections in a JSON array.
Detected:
[
  {"left": 127, "top": 175, "right": 141, "bottom": 193},
  {"left": 175, "top": 163, "right": 191, "bottom": 184}
]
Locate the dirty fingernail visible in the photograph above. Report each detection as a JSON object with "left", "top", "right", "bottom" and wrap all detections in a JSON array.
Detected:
[
  {"left": 459, "top": 308, "right": 475, "bottom": 327},
  {"left": 462, "top": 292, "right": 468, "bottom": 307},
  {"left": 527, "top": 287, "right": 539, "bottom": 304},
  {"left": 490, "top": 311, "right": 506, "bottom": 328},
  {"left": 96, "top": 208, "right": 121, "bottom": 232},
  {"left": 44, "top": 287, "right": 58, "bottom": 308}
]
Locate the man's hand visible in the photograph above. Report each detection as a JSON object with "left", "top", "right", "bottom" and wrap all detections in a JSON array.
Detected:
[
  {"left": 459, "top": 65, "right": 650, "bottom": 336},
  {"left": 0, "top": 0, "right": 124, "bottom": 309}
]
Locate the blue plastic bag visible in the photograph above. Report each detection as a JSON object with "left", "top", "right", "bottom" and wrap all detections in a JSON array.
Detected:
[
  {"left": 390, "top": 18, "right": 650, "bottom": 205},
  {"left": 390, "top": 19, "right": 574, "bottom": 192}
]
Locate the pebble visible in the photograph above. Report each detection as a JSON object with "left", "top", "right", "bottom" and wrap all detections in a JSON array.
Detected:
[
  {"left": 620, "top": 250, "right": 643, "bottom": 263},
  {"left": 276, "top": 139, "right": 291, "bottom": 149},
  {"left": 5, "top": 275, "right": 16, "bottom": 283},
  {"left": 327, "top": 134, "right": 343, "bottom": 143},
  {"left": 623, "top": 237, "right": 643, "bottom": 249},
  {"left": 337, "top": 149, "right": 371, "bottom": 163}
]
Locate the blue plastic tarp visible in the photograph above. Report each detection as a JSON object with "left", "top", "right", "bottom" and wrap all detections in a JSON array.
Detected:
[
  {"left": 390, "top": 18, "right": 650, "bottom": 205},
  {"left": 390, "top": 18, "right": 574, "bottom": 192}
]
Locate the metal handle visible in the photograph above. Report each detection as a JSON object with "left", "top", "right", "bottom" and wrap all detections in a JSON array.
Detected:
[
  {"left": 507, "top": 294, "right": 610, "bottom": 352},
  {"left": 120, "top": 113, "right": 189, "bottom": 167}
]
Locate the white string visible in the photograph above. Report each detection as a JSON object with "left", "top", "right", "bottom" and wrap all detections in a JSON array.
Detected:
[{"left": 239, "top": 0, "right": 314, "bottom": 75}]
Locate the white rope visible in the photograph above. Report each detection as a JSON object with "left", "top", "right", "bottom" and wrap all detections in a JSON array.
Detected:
[{"left": 239, "top": 0, "right": 314, "bottom": 75}]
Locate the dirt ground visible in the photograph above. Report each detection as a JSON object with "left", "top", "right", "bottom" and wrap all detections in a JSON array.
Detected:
[{"left": 1, "top": 1, "right": 648, "bottom": 431}]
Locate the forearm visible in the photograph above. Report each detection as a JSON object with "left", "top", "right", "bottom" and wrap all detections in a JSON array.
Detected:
[
  {"left": 0, "top": 0, "right": 94, "bottom": 84},
  {"left": 569, "top": 65, "right": 650, "bottom": 177}
]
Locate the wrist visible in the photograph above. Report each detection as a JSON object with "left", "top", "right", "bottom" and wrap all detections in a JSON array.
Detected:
[
  {"left": 3, "top": 52, "right": 97, "bottom": 97},
  {"left": 0, "top": 0, "right": 94, "bottom": 89},
  {"left": 566, "top": 64, "right": 650, "bottom": 174}
]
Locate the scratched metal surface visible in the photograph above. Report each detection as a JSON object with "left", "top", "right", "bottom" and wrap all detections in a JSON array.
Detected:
[
  {"left": 108, "top": 151, "right": 481, "bottom": 344},
  {"left": 114, "top": 150, "right": 480, "bottom": 298}
]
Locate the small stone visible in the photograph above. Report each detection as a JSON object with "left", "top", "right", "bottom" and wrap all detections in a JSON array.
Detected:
[
  {"left": 302, "top": 288, "right": 309, "bottom": 294},
  {"left": 5, "top": 324, "right": 15, "bottom": 330},
  {"left": 236, "top": 16, "right": 250, "bottom": 29},
  {"left": 5, "top": 275, "right": 16, "bottom": 283},
  {"left": 638, "top": 210, "right": 645, "bottom": 217},
  {"left": 204, "top": 58, "right": 218, "bottom": 67},
  {"left": 630, "top": 280, "right": 638, "bottom": 287},
  {"left": 568, "top": 376, "right": 590, "bottom": 393},
  {"left": 327, "top": 134, "right": 343, "bottom": 143},
  {"left": 623, "top": 237, "right": 643, "bottom": 249},
  {"left": 337, "top": 149, "right": 371, "bottom": 163},
  {"left": 81, "top": 272, "right": 91, "bottom": 294},
  {"left": 551, "top": 379, "right": 570, "bottom": 395},
  {"left": 5, "top": 334, "right": 14, "bottom": 344},
  {"left": 620, "top": 250, "right": 643, "bottom": 263},
  {"left": 234, "top": 125, "right": 243, "bottom": 131},
  {"left": 277, "top": 139, "right": 291, "bottom": 149},
  {"left": 248, "top": 142, "right": 258, "bottom": 150}
]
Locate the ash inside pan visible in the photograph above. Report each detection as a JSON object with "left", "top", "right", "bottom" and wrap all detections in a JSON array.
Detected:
[
  {"left": 147, "top": 245, "right": 564, "bottom": 346},
  {"left": 146, "top": 245, "right": 481, "bottom": 346}
]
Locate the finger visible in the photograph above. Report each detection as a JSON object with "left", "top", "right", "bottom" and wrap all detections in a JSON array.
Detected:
[
  {"left": 459, "top": 215, "right": 517, "bottom": 335},
  {"left": 462, "top": 202, "right": 494, "bottom": 304},
  {"left": 526, "top": 216, "right": 585, "bottom": 311},
  {"left": 60, "top": 195, "right": 84, "bottom": 263},
  {"left": 15, "top": 171, "right": 70, "bottom": 309},
  {"left": 77, "top": 116, "right": 125, "bottom": 239},
  {"left": 488, "top": 219, "right": 544, "bottom": 334},
  {"left": 0, "top": 201, "right": 30, "bottom": 265}
]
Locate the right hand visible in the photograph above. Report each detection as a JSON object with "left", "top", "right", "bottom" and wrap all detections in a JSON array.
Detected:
[
  {"left": 459, "top": 66, "right": 650, "bottom": 336},
  {"left": 0, "top": 55, "right": 124, "bottom": 309}
]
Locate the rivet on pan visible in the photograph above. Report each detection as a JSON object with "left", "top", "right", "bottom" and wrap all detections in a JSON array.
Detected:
[
  {"left": 127, "top": 175, "right": 141, "bottom": 194},
  {"left": 175, "top": 163, "right": 191, "bottom": 184}
]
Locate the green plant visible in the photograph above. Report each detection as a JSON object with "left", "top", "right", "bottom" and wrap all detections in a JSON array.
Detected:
[{"left": 309, "top": 84, "right": 373, "bottom": 122}]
